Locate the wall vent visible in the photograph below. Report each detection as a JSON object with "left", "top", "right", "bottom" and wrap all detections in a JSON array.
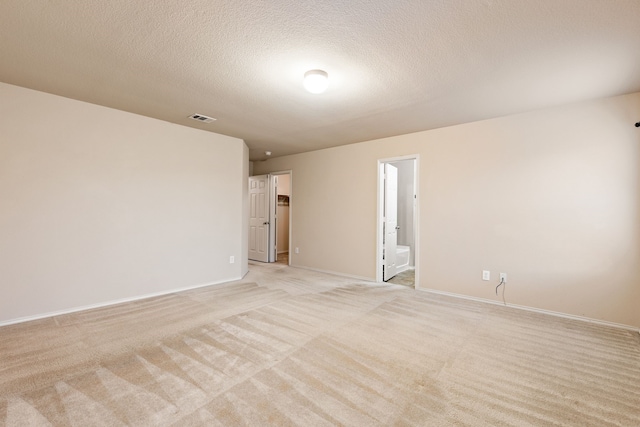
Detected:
[{"left": 188, "top": 113, "right": 216, "bottom": 124}]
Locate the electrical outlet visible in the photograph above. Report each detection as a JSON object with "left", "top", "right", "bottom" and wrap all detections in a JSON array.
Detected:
[
  {"left": 482, "top": 270, "right": 490, "bottom": 281},
  {"left": 229, "top": 256, "right": 235, "bottom": 264},
  {"left": 500, "top": 273, "right": 507, "bottom": 283},
  {"left": 295, "top": 247, "right": 299, "bottom": 254}
]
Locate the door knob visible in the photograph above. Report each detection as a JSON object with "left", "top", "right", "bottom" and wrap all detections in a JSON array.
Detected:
[
  {"left": 395, "top": 225, "right": 400, "bottom": 230},
  {"left": 263, "top": 221, "right": 270, "bottom": 225}
]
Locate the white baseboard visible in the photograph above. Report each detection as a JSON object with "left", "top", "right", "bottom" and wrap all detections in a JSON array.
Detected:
[
  {"left": 419, "top": 287, "right": 639, "bottom": 332},
  {"left": 289, "top": 264, "right": 374, "bottom": 282},
  {"left": 5, "top": 272, "right": 636, "bottom": 334},
  {"left": 0, "top": 276, "right": 242, "bottom": 328}
]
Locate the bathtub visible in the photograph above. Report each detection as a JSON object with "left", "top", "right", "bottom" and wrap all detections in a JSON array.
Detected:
[{"left": 396, "top": 245, "right": 410, "bottom": 273}]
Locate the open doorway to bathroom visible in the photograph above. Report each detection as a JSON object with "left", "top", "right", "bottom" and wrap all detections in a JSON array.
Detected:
[{"left": 377, "top": 156, "right": 418, "bottom": 288}]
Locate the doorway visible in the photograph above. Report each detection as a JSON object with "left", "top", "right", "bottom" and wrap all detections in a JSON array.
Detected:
[
  {"left": 377, "top": 156, "right": 418, "bottom": 287},
  {"left": 248, "top": 171, "right": 292, "bottom": 265},
  {"left": 273, "top": 172, "right": 291, "bottom": 265}
]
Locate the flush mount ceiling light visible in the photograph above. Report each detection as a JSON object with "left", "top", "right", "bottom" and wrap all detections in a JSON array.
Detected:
[{"left": 303, "top": 69, "right": 329, "bottom": 94}]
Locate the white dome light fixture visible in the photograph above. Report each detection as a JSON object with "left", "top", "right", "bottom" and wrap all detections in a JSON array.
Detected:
[{"left": 303, "top": 69, "right": 329, "bottom": 94}]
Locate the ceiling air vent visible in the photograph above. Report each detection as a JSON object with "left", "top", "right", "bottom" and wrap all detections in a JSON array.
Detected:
[{"left": 188, "top": 113, "right": 216, "bottom": 124}]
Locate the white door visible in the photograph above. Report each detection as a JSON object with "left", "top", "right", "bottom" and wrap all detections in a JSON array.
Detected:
[
  {"left": 249, "top": 175, "right": 270, "bottom": 262},
  {"left": 383, "top": 163, "right": 398, "bottom": 281}
]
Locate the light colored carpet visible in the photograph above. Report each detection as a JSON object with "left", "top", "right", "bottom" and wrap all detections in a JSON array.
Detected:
[{"left": 1, "top": 262, "right": 639, "bottom": 426}]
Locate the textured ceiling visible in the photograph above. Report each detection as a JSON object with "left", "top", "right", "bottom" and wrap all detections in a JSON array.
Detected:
[{"left": 2, "top": 1, "right": 640, "bottom": 160}]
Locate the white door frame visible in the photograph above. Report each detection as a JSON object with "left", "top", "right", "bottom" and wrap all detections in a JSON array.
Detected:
[
  {"left": 376, "top": 155, "right": 420, "bottom": 286},
  {"left": 270, "top": 170, "right": 293, "bottom": 266}
]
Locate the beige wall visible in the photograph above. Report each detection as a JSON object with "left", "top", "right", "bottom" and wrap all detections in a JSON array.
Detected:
[
  {"left": 0, "top": 82, "right": 248, "bottom": 324},
  {"left": 277, "top": 173, "right": 290, "bottom": 196},
  {"left": 255, "top": 92, "right": 640, "bottom": 328}
]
